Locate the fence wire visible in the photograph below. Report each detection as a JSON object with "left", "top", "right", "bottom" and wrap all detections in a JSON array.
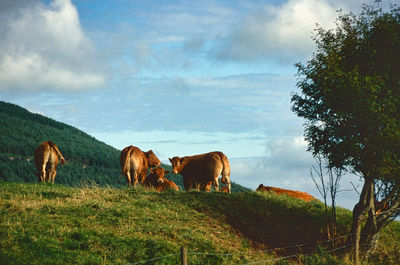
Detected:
[
  {"left": 129, "top": 253, "right": 180, "bottom": 265},
  {"left": 128, "top": 233, "right": 376, "bottom": 265}
]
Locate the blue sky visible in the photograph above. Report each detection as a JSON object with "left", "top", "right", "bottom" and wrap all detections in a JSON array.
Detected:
[{"left": 0, "top": 0, "right": 390, "bottom": 209}]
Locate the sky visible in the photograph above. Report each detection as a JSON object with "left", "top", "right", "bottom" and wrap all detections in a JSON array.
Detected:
[{"left": 0, "top": 0, "right": 394, "bottom": 209}]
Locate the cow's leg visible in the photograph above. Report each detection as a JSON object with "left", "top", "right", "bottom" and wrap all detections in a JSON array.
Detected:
[
  {"left": 39, "top": 163, "right": 46, "bottom": 182},
  {"left": 200, "top": 181, "right": 212, "bottom": 192},
  {"left": 213, "top": 177, "right": 219, "bottom": 192},
  {"left": 183, "top": 176, "right": 194, "bottom": 191},
  {"left": 46, "top": 163, "right": 53, "bottom": 182},
  {"left": 43, "top": 163, "right": 50, "bottom": 182},
  {"left": 51, "top": 169, "right": 57, "bottom": 184},
  {"left": 205, "top": 181, "right": 212, "bottom": 192},
  {"left": 132, "top": 170, "right": 139, "bottom": 186},
  {"left": 126, "top": 171, "right": 132, "bottom": 186},
  {"left": 50, "top": 164, "right": 57, "bottom": 184}
]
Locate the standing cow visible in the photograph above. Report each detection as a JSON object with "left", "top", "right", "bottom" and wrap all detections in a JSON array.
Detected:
[
  {"left": 169, "top": 151, "right": 231, "bottom": 193},
  {"left": 120, "top": 145, "right": 161, "bottom": 186},
  {"left": 34, "top": 141, "right": 66, "bottom": 184}
]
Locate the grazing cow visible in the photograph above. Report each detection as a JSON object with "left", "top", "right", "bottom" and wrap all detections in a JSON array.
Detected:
[
  {"left": 34, "top": 141, "right": 66, "bottom": 184},
  {"left": 120, "top": 145, "right": 161, "bottom": 186},
  {"left": 256, "top": 184, "right": 316, "bottom": 202},
  {"left": 169, "top": 151, "right": 231, "bottom": 193},
  {"left": 144, "top": 167, "right": 179, "bottom": 191}
]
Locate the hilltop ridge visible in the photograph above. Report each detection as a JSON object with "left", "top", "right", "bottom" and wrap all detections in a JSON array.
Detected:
[{"left": 0, "top": 101, "right": 249, "bottom": 192}]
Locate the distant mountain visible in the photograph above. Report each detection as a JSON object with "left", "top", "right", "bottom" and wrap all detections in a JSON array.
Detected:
[{"left": 0, "top": 101, "right": 249, "bottom": 192}]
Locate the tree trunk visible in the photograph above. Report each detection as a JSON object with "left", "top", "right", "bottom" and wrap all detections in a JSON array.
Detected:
[
  {"left": 331, "top": 200, "right": 337, "bottom": 246},
  {"left": 350, "top": 176, "right": 374, "bottom": 265},
  {"left": 360, "top": 183, "right": 378, "bottom": 256}
]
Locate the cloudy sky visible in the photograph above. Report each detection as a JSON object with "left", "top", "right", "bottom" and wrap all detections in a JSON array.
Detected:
[{"left": 0, "top": 0, "right": 391, "bottom": 209}]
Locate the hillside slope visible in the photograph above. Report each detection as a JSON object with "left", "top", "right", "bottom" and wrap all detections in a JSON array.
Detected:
[
  {"left": 0, "top": 101, "right": 122, "bottom": 186},
  {"left": 0, "top": 181, "right": 350, "bottom": 265},
  {"left": 0, "top": 101, "right": 249, "bottom": 192},
  {"left": 1, "top": 182, "right": 399, "bottom": 265}
]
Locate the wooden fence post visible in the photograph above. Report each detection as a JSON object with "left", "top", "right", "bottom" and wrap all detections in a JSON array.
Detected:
[{"left": 181, "top": 246, "right": 187, "bottom": 265}]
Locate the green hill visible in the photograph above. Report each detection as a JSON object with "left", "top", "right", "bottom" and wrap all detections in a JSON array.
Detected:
[
  {"left": 1, "top": 101, "right": 399, "bottom": 264},
  {"left": 0, "top": 101, "right": 122, "bottom": 186},
  {"left": 0, "top": 101, "right": 248, "bottom": 192},
  {"left": 0, "top": 181, "right": 398, "bottom": 265}
]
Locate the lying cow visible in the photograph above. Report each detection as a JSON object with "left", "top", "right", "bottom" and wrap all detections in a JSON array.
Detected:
[
  {"left": 256, "top": 184, "right": 316, "bottom": 202},
  {"left": 169, "top": 151, "right": 231, "bottom": 193},
  {"left": 144, "top": 167, "right": 179, "bottom": 191},
  {"left": 120, "top": 145, "right": 161, "bottom": 186}
]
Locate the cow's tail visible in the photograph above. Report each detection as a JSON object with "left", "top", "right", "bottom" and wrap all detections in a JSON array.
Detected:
[
  {"left": 217, "top": 152, "right": 231, "bottom": 193},
  {"left": 121, "top": 146, "right": 133, "bottom": 174},
  {"left": 48, "top": 141, "right": 66, "bottom": 164}
]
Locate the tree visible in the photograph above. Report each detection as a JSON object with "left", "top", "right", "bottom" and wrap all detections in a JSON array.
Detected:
[
  {"left": 310, "top": 155, "right": 343, "bottom": 246},
  {"left": 291, "top": 3, "right": 400, "bottom": 264}
]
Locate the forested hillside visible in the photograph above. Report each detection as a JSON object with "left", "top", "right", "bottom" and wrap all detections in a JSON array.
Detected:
[
  {"left": 0, "top": 101, "right": 248, "bottom": 192},
  {"left": 0, "top": 101, "right": 123, "bottom": 186}
]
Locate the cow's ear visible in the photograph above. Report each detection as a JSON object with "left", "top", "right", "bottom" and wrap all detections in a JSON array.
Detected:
[
  {"left": 165, "top": 170, "right": 170, "bottom": 175},
  {"left": 169, "top": 158, "right": 172, "bottom": 163}
]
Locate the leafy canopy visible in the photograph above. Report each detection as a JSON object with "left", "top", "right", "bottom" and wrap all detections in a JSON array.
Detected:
[{"left": 291, "top": 4, "right": 400, "bottom": 182}]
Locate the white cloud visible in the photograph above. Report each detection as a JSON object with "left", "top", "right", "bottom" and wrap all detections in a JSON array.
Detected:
[
  {"left": 232, "top": 136, "right": 314, "bottom": 189},
  {"left": 231, "top": 135, "right": 363, "bottom": 210},
  {"left": 0, "top": 0, "right": 106, "bottom": 91},
  {"left": 214, "top": 0, "right": 340, "bottom": 63}
]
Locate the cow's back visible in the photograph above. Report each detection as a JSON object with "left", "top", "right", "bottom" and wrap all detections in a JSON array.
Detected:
[
  {"left": 257, "top": 185, "right": 316, "bottom": 202},
  {"left": 131, "top": 147, "right": 146, "bottom": 169},
  {"left": 182, "top": 152, "right": 221, "bottom": 177},
  {"left": 121, "top": 146, "right": 145, "bottom": 171}
]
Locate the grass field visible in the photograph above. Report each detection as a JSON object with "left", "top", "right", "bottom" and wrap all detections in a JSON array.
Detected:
[{"left": 0, "top": 181, "right": 399, "bottom": 265}]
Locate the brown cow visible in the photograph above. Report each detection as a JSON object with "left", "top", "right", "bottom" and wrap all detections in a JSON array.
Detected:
[
  {"left": 120, "top": 145, "right": 161, "bottom": 186},
  {"left": 169, "top": 151, "right": 231, "bottom": 193},
  {"left": 34, "top": 141, "right": 66, "bottom": 184},
  {"left": 144, "top": 167, "right": 179, "bottom": 191},
  {"left": 256, "top": 184, "right": 316, "bottom": 202},
  {"left": 220, "top": 186, "right": 230, "bottom": 193}
]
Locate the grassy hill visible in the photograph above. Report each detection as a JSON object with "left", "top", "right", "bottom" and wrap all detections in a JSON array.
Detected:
[
  {"left": 1, "top": 181, "right": 399, "bottom": 265},
  {"left": 0, "top": 101, "right": 248, "bottom": 192},
  {"left": 2, "top": 101, "right": 399, "bottom": 264}
]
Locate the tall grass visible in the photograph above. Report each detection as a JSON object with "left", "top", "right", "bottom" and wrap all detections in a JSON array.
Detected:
[{"left": 0, "top": 181, "right": 398, "bottom": 264}]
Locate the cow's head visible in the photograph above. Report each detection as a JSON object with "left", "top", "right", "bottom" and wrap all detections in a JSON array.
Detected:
[
  {"left": 152, "top": 167, "right": 165, "bottom": 183},
  {"left": 148, "top": 167, "right": 166, "bottom": 185},
  {"left": 169, "top": 156, "right": 185, "bottom": 174},
  {"left": 145, "top": 150, "right": 161, "bottom": 167},
  {"left": 256, "top": 184, "right": 271, "bottom": 192}
]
